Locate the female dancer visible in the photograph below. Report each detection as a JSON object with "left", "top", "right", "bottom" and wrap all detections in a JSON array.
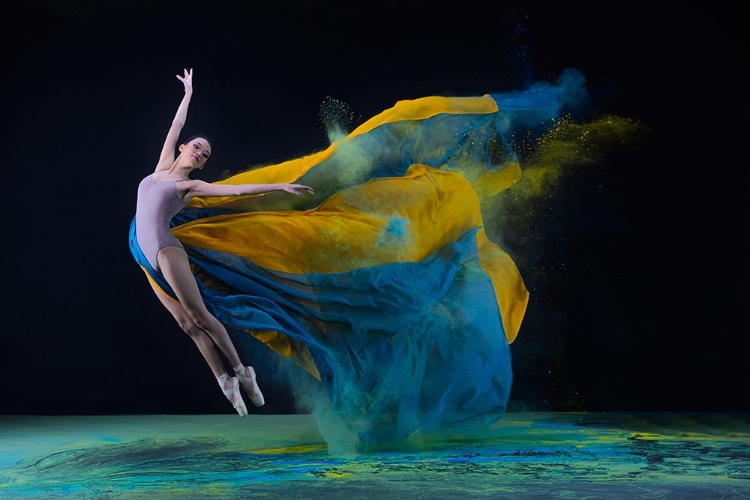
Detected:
[{"left": 132, "top": 68, "right": 315, "bottom": 416}]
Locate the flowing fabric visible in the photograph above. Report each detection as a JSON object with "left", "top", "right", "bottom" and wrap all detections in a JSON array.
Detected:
[{"left": 129, "top": 70, "right": 588, "bottom": 442}]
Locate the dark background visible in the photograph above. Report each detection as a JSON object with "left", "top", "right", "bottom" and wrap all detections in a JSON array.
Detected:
[{"left": 1, "top": 0, "right": 746, "bottom": 417}]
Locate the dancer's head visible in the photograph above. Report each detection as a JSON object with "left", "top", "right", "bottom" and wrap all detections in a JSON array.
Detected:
[{"left": 178, "top": 135, "right": 212, "bottom": 170}]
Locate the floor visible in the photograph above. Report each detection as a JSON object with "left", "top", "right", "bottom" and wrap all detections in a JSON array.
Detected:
[{"left": 0, "top": 412, "right": 748, "bottom": 499}]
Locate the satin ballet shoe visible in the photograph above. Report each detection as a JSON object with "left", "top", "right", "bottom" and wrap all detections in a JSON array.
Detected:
[
  {"left": 236, "top": 366, "right": 265, "bottom": 407},
  {"left": 221, "top": 376, "right": 248, "bottom": 417}
]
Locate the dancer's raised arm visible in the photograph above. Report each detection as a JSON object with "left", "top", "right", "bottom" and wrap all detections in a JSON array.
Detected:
[{"left": 155, "top": 68, "right": 194, "bottom": 172}]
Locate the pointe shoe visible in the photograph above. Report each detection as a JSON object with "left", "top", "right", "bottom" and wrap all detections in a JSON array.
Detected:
[
  {"left": 221, "top": 376, "right": 248, "bottom": 417},
  {"left": 236, "top": 366, "right": 265, "bottom": 407}
]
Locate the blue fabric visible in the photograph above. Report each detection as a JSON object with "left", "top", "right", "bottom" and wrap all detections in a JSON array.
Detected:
[{"left": 191, "top": 227, "right": 512, "bottom": 442}]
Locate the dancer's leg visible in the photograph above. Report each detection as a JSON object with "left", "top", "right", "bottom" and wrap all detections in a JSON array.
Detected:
[
  {"left": 147, "top": 280, "right": 225, "bottom": 377},
  {"left": 156, "top": 246, "right": 243, "bottom": 368},
  {"left": 156, "top": 246, "right": 265, "bottom": 407},
  {"left": 148, "top": 279, "right": 248, "bottom": 416}
]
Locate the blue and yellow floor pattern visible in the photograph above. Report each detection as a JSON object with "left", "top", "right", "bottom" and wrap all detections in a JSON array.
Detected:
[{"left": 1, "top": 412, "right": 748, "bottom": 499}]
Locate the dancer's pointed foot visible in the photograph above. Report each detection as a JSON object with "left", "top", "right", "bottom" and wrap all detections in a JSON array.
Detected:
[
  {"left": 236, "top": 366, "right": 265, "bottom": 407},
  {"left": 220, "top": 375, "right": 248, "bottom": 416}
]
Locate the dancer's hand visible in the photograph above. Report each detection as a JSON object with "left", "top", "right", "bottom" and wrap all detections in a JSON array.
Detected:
[
  {"left": 176, "top": 68, "right": 193, "bottom": 95},
  {"left": 282, "top": 183, "right": 315, "bottom": 196}
]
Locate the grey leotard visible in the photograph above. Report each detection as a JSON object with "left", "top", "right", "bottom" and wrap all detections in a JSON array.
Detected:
[{"left": 135, "top": 173, "right": 188, "bottom": 272}]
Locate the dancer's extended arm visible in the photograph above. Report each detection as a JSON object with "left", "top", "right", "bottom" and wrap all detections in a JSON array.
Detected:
[
  {"left": 178, "top": 180, "right": 315, "bottom": 201},
  {"left": 155, "top": 68, "right": 194, "bottom": 172}
]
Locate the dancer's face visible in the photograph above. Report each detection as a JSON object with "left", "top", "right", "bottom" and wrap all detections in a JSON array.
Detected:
[{"left": 179, "top": 138, "right": 212, "bottom": 170}]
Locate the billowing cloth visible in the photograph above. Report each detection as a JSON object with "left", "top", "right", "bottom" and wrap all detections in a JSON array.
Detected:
[{"left": 129, "top": 69, "right": 587, "bottom": 442}]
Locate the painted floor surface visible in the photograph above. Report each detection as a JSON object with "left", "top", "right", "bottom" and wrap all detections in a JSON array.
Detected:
[{"left": 0, "top": 412, "right": 748, "bottom": 499}]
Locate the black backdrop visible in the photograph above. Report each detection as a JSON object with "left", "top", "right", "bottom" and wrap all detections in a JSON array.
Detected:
[{"left": 2, "top": 0, "right": 746, "bottom": 416}]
